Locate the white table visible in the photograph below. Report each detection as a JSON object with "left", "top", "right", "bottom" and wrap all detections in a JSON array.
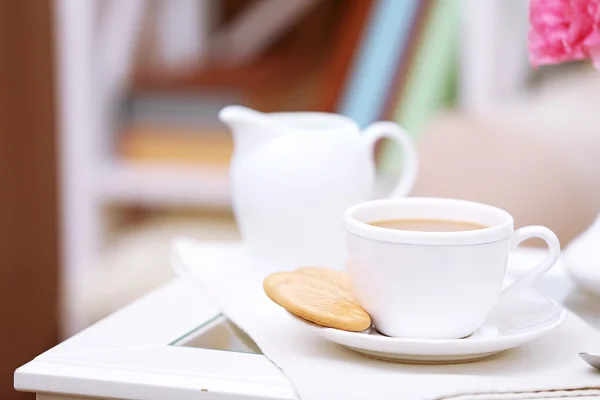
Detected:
[{"left": 14, "top": 247, "right": 600, "bottom": 400}]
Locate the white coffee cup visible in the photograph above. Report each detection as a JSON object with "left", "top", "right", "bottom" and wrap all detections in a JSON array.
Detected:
[{"left": 343, "top": 197, "right": 561, "bottom": 339}]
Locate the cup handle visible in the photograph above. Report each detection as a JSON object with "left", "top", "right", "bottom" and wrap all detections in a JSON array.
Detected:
[
  {"left": 500, "top": 226, "right": 561, "bottom": 300},
  {"left": 362, "top": 121, "right": 418, "bottom": 198}
]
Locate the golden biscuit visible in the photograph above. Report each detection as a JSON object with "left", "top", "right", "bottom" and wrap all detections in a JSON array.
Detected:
[
  {"left": 295, "top": 266, "right": 354, "bottom": 294},
  {"left": 263, "top": 271, "right": 371, "bottom": 332}
]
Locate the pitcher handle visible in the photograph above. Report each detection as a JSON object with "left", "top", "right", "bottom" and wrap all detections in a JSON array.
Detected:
[{"left": 362, "top": 121, "right": 418, "bottom": 198}]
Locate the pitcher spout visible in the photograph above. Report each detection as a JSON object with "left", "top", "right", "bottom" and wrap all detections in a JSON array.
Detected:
[
  {"left": 219, "top": 105, "right": 265, "bottom": 127},
  {"left": 219, "top": 105, "right": 283, "bottom": 158}
]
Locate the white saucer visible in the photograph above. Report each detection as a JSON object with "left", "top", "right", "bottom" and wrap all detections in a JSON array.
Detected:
[{"left": 288, "top": 290, "right": 567, "bottom": 364}]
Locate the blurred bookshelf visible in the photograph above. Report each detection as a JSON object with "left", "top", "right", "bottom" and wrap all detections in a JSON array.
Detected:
[
  {"left": 104, "top": 0, "right": 338, "bottom": 210},
  {"left": 57, "top": 0, "right": 532, "bottom": 299}
]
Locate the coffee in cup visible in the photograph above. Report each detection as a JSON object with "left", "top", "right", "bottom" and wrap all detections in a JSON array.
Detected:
[{"left": 369, "top": 218, "right": 488, "bottom": 232}]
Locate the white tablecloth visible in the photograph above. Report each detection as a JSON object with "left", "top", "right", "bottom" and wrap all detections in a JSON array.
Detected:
[{"left": 173, "top": 239, "right": 600, "bottom": 400}]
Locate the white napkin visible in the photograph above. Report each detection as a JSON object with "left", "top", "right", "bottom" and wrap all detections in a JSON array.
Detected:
[{"left": 172, "top": 238, "right": 600, "bottom": 400}]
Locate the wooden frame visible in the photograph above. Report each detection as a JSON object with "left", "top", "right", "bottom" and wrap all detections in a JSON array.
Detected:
[
  {"left": 0, "top": 1, "right": 60, "bottom": 399},
  {"left": 15, "top": 279, "right": 297, "bottom": 400}
]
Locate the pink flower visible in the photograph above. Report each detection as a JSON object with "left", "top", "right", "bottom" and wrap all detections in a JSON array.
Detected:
[{"left": 529, "top": 0, "right": 600, "bottom": 69}]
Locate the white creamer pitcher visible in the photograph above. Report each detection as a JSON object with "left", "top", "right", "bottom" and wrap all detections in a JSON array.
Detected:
[{"left": 219, "top": 105, "right": 417, "bottom": 275}]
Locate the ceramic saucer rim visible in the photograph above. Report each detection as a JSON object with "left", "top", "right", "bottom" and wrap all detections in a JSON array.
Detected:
[
  {"left": 286, "top": 293, "right": 567, "bottom": 349},
  {"left": 289, "top": 309, "right": 566, "bottom": 345}
]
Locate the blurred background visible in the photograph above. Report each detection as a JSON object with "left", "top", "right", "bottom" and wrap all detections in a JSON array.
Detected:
[{"left": 4, "top": 0, "right": 600, "bottom": 398}]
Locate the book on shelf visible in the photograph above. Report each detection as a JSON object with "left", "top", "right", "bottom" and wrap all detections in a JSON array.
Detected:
[
  {"left": 117, "top": 92, "right": 235, "bottom": 166},
  {"left": 374, "top": 0, "right": 432, "bottom": 164},
  {"left": 121, "top": 90, "right": 241, "bottom": 128},
  {"left": 392, "top": 0, "right": 460, "bottom": 135},
  {"left": 380, "top": 0, "right": 432, "bottom": 121},
  {"left": 316, "top": 0, "right": 375, "bottom": 112},
  {"left": 338, "top": 0, "right": 421, "bottom": 128},
  {"left": 118, "top": 125, "right": 233, "bottom": 166},
  {"left": 379, "top": 0, "right": 460, "bottom": 173}
]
